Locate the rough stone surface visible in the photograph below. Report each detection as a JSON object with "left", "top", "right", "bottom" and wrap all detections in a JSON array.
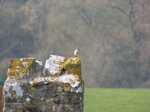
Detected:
[
  {"left": 3, "top": 55, "right": 84, "bottom": 112},
  {"left": 44, "top": 55, "right": 66, "bottom": 76},
  {"left": 64, "top": 57, "right": 81, "bottom": 76}
]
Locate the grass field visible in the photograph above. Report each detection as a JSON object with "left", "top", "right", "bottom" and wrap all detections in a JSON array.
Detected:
[{"left": 84, "top": 88, "right": 150, "bottom": 112}]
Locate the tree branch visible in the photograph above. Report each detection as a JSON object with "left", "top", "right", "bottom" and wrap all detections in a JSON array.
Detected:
[
  {"left": 112, "top": 6, "right": 129, "bottom": 18},
  {"left": 109, "top": 1, "right": 129, "bottom": 18}
]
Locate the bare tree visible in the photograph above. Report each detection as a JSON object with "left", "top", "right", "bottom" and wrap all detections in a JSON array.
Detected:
[{"left": 110, "top": 0, "right": 150, "bottom": 86}]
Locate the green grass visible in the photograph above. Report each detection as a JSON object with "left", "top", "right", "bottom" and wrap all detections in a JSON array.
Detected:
[{"left": 84, "top": 88, "right": 150, "bottom": 112}]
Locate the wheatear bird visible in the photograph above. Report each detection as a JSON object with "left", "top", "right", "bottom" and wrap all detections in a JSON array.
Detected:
[{"left": 74, "top": 48, "right": 80, "bottom": 57}]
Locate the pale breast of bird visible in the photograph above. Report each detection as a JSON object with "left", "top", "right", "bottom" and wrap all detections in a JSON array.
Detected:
[{"left": 74, "top": 49, "right": 80, "bottom": 56}]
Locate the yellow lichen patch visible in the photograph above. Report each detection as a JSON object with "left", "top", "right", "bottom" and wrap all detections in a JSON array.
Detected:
[
  {"left": 49, "top": 82, "right": 55, "bottom": 87},
  {"left": 64, "top": 106, "right": 75, "bottom": 112},
  {"left": 46, "top": 98, "right": 52, "bottom": 103},
  {"left": 62, "top": 97, "right": 69, "bottom": 103},
  {"left": 43, "top": 102, "right": 50, "bottom": 106},
  {"left": 65, "top": 73, "right": 70, "bottom": 75},
  {"left": 28, "top": 87, "right": 37, "bottom": 94},
  {"left": 9, "top": 86, "right": 16, "bottom": 97},
  {"left": 79, "top": 77, "right": 84, "bottom": 84},
  {"left": 35, "top": 95, "right": 42, "bottom": 99},
  {"left": 7, "top": 58, "right": 35, "bottom": 79},
  {"left": 37, "top": 69, "right": 43, "bottom": 72},
  {"left": 64, "top": 57, "right": 81, "bottom": 76},
  {"left": 51, "top": 77, "right": 56, "bottom": 80},
  {"left": 63, "top": 83, "right": 70, "bottom": 91},
  {"left": 57, "top": 61, "right": 65, "bottom": 74},
  {"left": 31, "top": 78, "right": 38, "bottom": 85},
  {"left": 72, "top": 78, "right": 78, "bottom": 83},
  {"left": 38, "top": 101, "right": 50, "bottom": 106},
  {"left": 52, "top": 94, "right": 57, "bottom": 97},
  {"left": 12, "top": 110, "right": 22, "bottom": 112},
  {"left": 58, "top": 87, "right": 63, "bottom": 93},
  {"left": 25, "top": 104, "right": 37, "bottom": 108}
]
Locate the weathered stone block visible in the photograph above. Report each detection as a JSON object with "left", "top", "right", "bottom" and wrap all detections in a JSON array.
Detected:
[
  {"left": 4, "top": 82, "right": 23, "bottom": 102},
  {"left": 64, "top": 57, "right": 81, "bottom": 76},
  {"left": 4, "top": 55, "right": 84, "bottom": 112},
  {"left": 44, "top": 55, "right": 66, "bottom": 76},
  {"left": 4, "top": 58, "right": 43, "bottom": 104},
  {"left": 7, "top": 57, "right": 42, "bottom": 79},
  {"left": 4, "top": 103, "right": 23, "bottom": 112}
]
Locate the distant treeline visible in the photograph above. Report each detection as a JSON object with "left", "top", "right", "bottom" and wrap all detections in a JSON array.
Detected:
[{"left": 0, "top": 0, "right": 150, "bottom": 88}]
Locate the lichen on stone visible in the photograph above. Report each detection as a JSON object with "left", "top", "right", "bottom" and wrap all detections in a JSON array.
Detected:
[
  {"left": 28, "top": 87, "right": 37, "bottom": 94},
  {"left": 44, "top": 55, "right": 66, "bottom": 76},
  {"left": 4, "top": 55, "right": 84, "bottom": 112},
  {"left": 4, "top": 83, "right": 23, "bottom": 98},
  {"left": 63, "top": 83, "right": 70, "bottom": 91},
  {"left": 64, "top": 57, "right": 81, "bottom": 76},
  {"left": 7, "top": 57, "right": 35, "bottom": 79}
]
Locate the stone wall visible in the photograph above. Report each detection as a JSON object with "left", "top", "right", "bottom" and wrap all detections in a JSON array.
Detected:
[{"left": 3, "top": 55, "right": 84, "bottom": 112}]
